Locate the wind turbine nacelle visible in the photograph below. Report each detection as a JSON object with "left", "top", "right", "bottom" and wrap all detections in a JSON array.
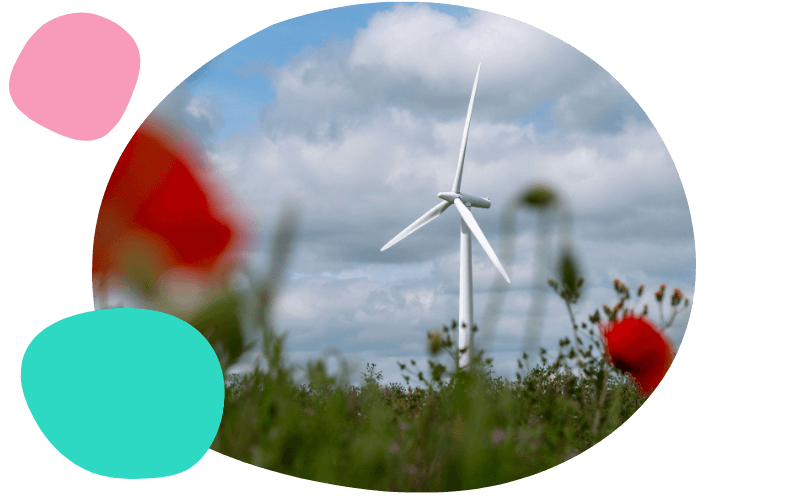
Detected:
[{"left": 437, "top": 191, "right": 491, "bottom": 209}]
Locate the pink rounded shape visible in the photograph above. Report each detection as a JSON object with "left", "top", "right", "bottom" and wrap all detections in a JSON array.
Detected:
[{"left": 9, "top": 13, "right": 140, "bottom": 141}]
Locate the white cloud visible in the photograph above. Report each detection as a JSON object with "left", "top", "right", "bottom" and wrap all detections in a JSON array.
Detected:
[{"left": 154, "top": 4, "right": 695, "bottom": 381}]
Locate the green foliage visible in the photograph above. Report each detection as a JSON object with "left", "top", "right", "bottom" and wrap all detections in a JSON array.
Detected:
[
  {"left": 192, "top": 291, "right": 245, "bottom": 368},
  {"left": 203, "top": 189, "right": 688, "bottom": 491},
  {"left": 211, "top": 320, "right": 647, "bottom": 491}
]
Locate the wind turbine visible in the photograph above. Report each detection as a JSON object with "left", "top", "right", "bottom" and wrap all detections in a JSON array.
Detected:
[{"left": 381, "top": 63, "right": 510, "bottom": 368}]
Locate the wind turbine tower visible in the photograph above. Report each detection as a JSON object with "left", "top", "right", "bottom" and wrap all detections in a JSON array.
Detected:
[{"left": 381, "top": 64, "right": 510, "bottom": 368}]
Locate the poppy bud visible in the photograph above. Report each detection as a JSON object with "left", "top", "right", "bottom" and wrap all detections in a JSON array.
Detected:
[
  {"left": 521, "top": 185, "right": 557, "bottom": 209},
  {"left": 427, "top": 330, "right": 443, "bottom": 355}
]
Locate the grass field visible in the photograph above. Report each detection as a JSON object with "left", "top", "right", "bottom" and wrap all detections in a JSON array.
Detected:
[
  {"left": 211, "top": 320, "right": 647, "bottom": 491},
  {"left": 206, "top": 246, "right": 684, "bottom": 491}
]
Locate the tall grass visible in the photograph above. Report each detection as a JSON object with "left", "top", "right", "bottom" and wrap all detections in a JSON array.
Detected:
[
  {"left": 205, "top": 189, "right": 684, "bottom": 492},
  {"left": 211, "top": 321, "right": 646, "bottom": 491}
]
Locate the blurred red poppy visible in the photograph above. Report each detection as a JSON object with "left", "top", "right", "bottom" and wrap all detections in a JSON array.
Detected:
[
  {"left": 92, "top": 115, "right": 252, "bottom": 294},
  {"left": 601, "top": 314, "right": 674, "bottom": 396}
]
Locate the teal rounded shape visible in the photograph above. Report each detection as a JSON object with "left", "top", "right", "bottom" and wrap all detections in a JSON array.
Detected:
[{"left": 21, "top": 308, "right": 224, "bottom": 478}]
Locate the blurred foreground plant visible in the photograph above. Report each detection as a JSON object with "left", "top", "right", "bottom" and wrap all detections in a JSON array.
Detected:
[
  {"left": 207, "top": 179, "right": 683, "bottom": 491},
  {"left": 93, "top": 116, "right": 253, "bottom": 366}
]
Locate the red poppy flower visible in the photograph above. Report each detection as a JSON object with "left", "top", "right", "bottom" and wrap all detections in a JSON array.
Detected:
[
  {"left": 92, "top": 115, "right": 252, "bottom": 292},
  {"left": 600, "top": 314, "right": 674, "bottom": 396}
]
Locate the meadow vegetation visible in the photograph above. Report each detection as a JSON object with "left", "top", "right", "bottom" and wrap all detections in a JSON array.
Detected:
[
  {"left": 94, "top": 121, "right": 688, "bottom": 491},
  {"left": 210, "top": 269, "right": 683, "bottom": 491}
]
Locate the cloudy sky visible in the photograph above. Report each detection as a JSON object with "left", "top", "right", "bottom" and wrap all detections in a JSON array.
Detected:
[{"left": 152, "top": 2, "right": 695, "bottom": 383}]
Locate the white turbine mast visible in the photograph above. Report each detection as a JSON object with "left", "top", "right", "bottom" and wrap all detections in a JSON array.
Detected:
[{"left": 381, "top": 63, "right": 510, "bottom": 368}]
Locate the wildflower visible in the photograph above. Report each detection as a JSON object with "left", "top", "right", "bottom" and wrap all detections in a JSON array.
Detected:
[
  {"left": 491, "top": 428, "right": 506, "bottom": 446},
  {"left": 601, "top": 314, "right": 674, "bottom": 395},
  {"left": 93, "top": 116, "right": 252, "bottom": 315}
]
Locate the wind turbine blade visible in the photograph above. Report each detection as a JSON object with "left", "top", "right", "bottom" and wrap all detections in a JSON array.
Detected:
[
  {"left": 451, "top": 63, "right": 481, "bottom": 194},
  {"left": 453, "top": 198, "right": 510, "bottom": 283},
  {"left": 381, "top": 200, "right": 451, "bottom": 251}
]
